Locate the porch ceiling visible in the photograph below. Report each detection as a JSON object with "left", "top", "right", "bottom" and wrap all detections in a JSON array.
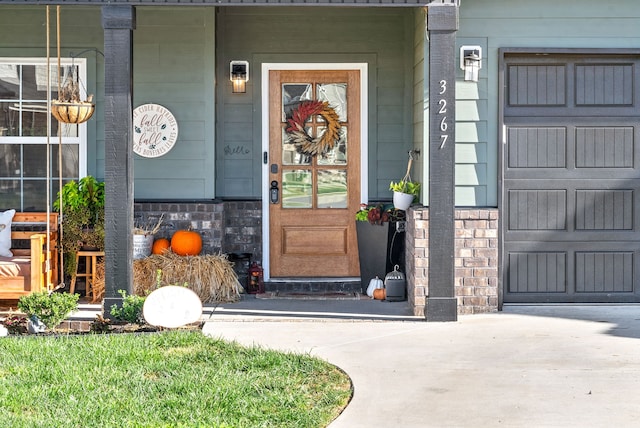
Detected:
[{"left": 0, "top": 0, "right": 430, "bottom": 6}]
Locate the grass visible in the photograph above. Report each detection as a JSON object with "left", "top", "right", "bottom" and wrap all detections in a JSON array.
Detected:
[{"left": 0, "top": 331, "right": 352, "bottom": 427}]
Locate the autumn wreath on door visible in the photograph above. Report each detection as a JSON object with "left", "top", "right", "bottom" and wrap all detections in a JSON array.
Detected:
[{"left": 286, "top": 101, "right": 341, "bottom": 156}]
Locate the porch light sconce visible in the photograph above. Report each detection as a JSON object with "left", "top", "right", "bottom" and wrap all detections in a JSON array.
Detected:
[
  {"left": 230, "top": 60, "right": 249, "bottom": 93},
  {"left": 460, "top": 46, "right": 482, "bottom": 82}
]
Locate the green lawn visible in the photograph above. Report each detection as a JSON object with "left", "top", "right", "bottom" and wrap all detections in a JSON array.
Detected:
[{"left": 0, "top": 331, "right": 352, "bottom": 427}]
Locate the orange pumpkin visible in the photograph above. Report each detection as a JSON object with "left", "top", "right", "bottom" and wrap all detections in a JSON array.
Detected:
[
  {"left": 171, "top": 229, "right": 202, "bottom": 256},
  {"left": 373, "top": 288, "right": 386, "bottom": 300},
  {"left": 152, "top": 238, "right": 171, "bottom": 255}
]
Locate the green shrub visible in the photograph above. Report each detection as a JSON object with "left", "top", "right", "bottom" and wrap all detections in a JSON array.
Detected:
[
  {"left": 110, "top": 290, "right": 146, "bottom": 324},
  {"left": 17, "top": 291, "right": 79, "bottom": 329}
]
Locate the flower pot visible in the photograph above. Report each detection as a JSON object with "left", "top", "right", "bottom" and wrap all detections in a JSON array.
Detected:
[
  {"left": 356, "top": 221, "right": 405, "bottom": 294},
  {"left": 393, "top": 191, "right": 414, "bottom": 211},
  {"left": 356, "top": 222, "right": 389, "bottom": 293},
  {"left": 51, "top": 100, "right": 95, "bottom": 124}
]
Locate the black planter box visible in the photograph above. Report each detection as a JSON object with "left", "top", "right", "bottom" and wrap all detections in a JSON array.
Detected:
[{"left": 356, "top": 221, "right": 405, "bottom": 294}]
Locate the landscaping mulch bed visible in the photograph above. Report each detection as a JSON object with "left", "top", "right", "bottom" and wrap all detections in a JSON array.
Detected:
[{"left": 2, "top": 315, "right": 203, "bottom": 337}]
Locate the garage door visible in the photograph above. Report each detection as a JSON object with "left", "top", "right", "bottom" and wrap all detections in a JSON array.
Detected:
[{"left": 501, "top": 51, "right": 640, "bottom": 303}]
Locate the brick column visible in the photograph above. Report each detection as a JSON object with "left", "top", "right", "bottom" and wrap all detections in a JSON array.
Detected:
[
  {"left": 406, "top": 208, "right": 498, "bottom": 316},
  {"left": 454, "top": 210, "right": 499, "bottom": 314}
]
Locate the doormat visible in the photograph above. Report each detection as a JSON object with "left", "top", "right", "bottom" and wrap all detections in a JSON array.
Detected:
[{"left": 255, "top": 291, "right": 364, "bottom": 301}]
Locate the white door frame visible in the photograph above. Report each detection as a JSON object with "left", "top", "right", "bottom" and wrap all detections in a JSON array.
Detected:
[{"left": 261, "top": 62, "right": 369, "bottom": 280}]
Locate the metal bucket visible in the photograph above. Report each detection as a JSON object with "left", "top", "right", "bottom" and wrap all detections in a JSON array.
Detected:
[{"left": 133, "top": 234, "right": 154, "bottom": 259}]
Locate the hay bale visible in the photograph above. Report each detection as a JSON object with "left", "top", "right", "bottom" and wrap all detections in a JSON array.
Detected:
[
  {"left": 133, "top": 252, "right": 241, "bottom": 303},
  {"left": 92, "top": 258, "right": 105, "bottom": 303}
]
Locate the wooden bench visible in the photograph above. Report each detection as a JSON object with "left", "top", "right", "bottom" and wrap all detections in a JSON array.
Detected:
[{"left": 0, "top": 212, "right": 58, "bottom": 300}]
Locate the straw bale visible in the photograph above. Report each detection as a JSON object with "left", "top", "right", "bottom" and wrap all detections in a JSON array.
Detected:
[
  {"left": 92, "top": 258, "right": 105, "bottom": 303},
  {"left": 133, "top": 252, "right": 241, "bottom": 303}
]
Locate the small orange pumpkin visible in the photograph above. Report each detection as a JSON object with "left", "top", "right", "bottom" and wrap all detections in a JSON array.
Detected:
[
  {"left": 171, "top": 229, "right": 202, "bottom": 256},
  {"left": 152, "top": 238, "right": 171, "bottom": 255},
  {"left": 373, "top": 288, "right": 386, "bottom": 300}
]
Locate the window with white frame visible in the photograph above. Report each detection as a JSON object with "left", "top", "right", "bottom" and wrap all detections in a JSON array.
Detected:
[{"left": 0, "top": 58, "right": 88, "bottom": 212}]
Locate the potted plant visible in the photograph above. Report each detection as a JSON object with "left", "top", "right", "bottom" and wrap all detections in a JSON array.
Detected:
[
  {"left": 54, "top": 176, "right": 105, "bottom": 277},
  {"left": 390, "top": 150, "right": 421, "bottom": 210},
  {"left": 389, "top": 180, "right": 421, "bottom": 210}
]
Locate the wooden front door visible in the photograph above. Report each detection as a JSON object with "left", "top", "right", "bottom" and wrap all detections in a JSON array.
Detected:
[{"left": 269, "top": 69, "right": 361, "bottom": 277}]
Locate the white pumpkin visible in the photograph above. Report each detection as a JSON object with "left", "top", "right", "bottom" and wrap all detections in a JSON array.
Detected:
[{"left": 366, "top": 276, "right": 384, "bottom": 297}]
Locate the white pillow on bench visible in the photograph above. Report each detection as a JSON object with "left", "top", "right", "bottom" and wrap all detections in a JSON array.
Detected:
[{"left": 0, "top": 209, "right": 16, "bottom": 257}]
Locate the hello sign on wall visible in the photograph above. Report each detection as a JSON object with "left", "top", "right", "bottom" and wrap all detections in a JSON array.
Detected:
[{"left": 133, "top": 103, "right": 179, "bottom": 158}]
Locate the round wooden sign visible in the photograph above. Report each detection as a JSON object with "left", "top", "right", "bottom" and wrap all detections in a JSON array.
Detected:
[
  {"left": 133, "top": 103, "right": 179, "bottom": 158},
  {"left": 142, "top": 286, "right": 203, "bottom": 328}
]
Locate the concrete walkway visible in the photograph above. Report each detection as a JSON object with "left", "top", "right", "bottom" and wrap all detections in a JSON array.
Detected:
[{"left": 202, "top": 300, "right": 640, "bottom": 427}]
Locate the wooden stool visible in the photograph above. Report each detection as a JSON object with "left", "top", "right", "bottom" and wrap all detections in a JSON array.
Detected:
[{"left": 70, "top": 250, "right": 105, "bottom": 300}]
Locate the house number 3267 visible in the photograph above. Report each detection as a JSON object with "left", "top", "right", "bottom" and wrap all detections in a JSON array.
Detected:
[{"left": 438, "top": 79, "right": 449, "bottom": 149}]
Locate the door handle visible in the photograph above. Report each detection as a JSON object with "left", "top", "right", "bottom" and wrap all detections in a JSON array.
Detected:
[{"left": 270, "top": 180, "right": 279, "bottom": 204}]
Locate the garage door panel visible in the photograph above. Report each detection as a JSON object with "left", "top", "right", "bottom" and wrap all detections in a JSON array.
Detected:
[
  {"left": 575, "top": 251, "right": 633, "bottom": 293},
  {"left": 575, "top": 127, "right": 634, "bottom": 168},
  {"left": 507, "top": 127, "right": 567, "bottom": 168},
  {"left": 508, "top": 64, "right": 566, "bottom": 106},
  {"left": 505, "top": 166, "right": 640, "bottom": 180},
  {"left": 575, "top": 190, "right": 633, "bottom": 230},
  {"left": 506, "top": 124, "right": 636, "bottom": 177},
  {"left": 575, "top": 64, "right": 633, "bottom": 106},
  {"left": 508, "top": 252, "right": 567, "bottom": 293},
  {"left": 508, "top": 190, "right": 566, "bottom": 230},
  {"left": 505, "top": 180, "right": 640, "bottom": 233},
  {"left": 506, "top": 230, "right": 640, "bottom": 243},
  {"left": 504, "top": 243, "right": 640, "bottom": 301},
  {"left": 505, "top": 247, "right": 637, "bottom": 301}
]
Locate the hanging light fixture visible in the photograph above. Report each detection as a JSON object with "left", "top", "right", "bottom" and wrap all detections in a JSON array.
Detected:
[
  {"left": 50, "top": 7, "right": 95, "bottom": 124},
  {"left": 230, "top": 60, "right": 249, "bottom": 94}
]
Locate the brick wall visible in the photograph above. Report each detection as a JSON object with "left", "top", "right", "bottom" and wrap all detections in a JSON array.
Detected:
[
  {"left": 135, "top": 202, "right": 499, "bottom": 316},
  {"left": 134, "top": 200, "right": 262, "bottom": 262},
  {"left": 406, "top": 208, "right": 499, "bottom": 316},
  {"left": 221, "top": 201, "right": 262, "bottom": 263},
  {"left": 134, "top": 201, "right": 224, "bottom": 254}
]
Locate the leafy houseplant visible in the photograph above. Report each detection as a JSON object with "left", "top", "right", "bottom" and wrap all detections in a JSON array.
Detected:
[
  {"left": 390, "top": 151, "right": 421, "bottom": 210},
  {"left": 54, "top": 176, "right": 105, "bottom": 276},
  {"left": 389, "top": 180, "right": 421, "bottom": 200},
  {"left": 356, "top": 204, "right": 405, "bottom": 225}
]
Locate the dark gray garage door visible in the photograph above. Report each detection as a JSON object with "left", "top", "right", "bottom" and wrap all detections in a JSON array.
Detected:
[{"left": 501, "top": 50, "right": 640, "bottom": 303}]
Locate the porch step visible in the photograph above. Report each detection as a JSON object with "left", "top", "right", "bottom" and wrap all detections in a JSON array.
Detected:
[{"left": 264, "top": 278, "right": 362, "bottom": 294}]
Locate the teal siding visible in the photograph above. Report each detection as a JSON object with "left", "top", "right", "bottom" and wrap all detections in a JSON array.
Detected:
[
  {"left": 216, "top": 7, "right": 415, "bottom": 200},
  {"left": 6, "top": 2, "right": 637, "bottom": 206},
  {"left": 453, "top": 37, "right": 488, "bottom": 207},
  {"left": 457, "top": 0, "right": 640, "bottom": 207},
  {"left": 133, "top": 8, "right": 216, "bottom": 199},
  {"left": 0, "top": 6, "right": 103, "bottom": 178},
  {"left": 0, "top": 6, "right": 217, "bottom": 200}
]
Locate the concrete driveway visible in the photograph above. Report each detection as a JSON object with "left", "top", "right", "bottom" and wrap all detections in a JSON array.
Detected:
[{"left": 202, "top": 302, "right": 640, "bottom": 427}]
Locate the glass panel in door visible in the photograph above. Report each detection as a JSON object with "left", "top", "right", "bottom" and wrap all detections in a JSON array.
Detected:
[{"left": 280, "top": 81, "right": 350, "bottom": 209}]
